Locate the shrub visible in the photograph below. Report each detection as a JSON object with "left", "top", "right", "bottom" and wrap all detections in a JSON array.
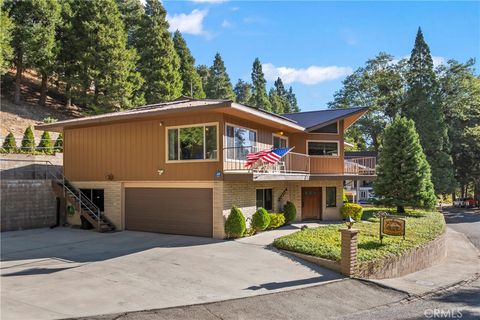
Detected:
[
  {"left": 21, "top": 126, "right": 35, "bottom": 152},
  {"left": 267, "top": 213, "right": 285, "bottom": 229},
  {"left": 224, "top": 206, "right": 246, "bottom": 238},
  {"left": 342, "top": 190, "right": 349, "bottom": 203},
  {"left": 37, "top": 131, "right": 53, "bottom": 153},
  {"left": 252, "top": 208, "right": 271, "bottom": 231},
  {"left": 54, "top": 133, "right": 63, "bottom": 152},
  {"left": 2, "top": 132, "right": 17, "bottom": 152},
  {"left": 340, "top": 203, "right": 363, "bottom": 221},
  {"left": 283, "top": 201, "right": 297, "bottom": 223}
]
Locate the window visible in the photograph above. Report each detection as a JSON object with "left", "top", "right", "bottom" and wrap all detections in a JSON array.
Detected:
[
  {"left": 311, "top": 122, "right": 338, "bottom": 134},
  {"left": 273, "top": 134, "right": 288, "bottom": 149},
  {"left": 307, "top": 141, "right": 339, "bottom": 156},
  {"left": 225, "top": 124, "right": 257, "bottom": 160},
  {"left": 167, "top": 124, "right": 218, "bottom": 161},
  {"left": 256, "top": 189, "right": 273, "bottom": 211},
  {"left": 80, "top": 189, "right": 104, "bottom": 212},
  {"left": 326, "top": 187, "right": 336, "bottom": 207}
]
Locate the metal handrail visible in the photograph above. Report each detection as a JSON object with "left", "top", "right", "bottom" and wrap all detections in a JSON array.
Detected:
[{"left": 0, "top": 159, "right": 102, "bottom": 230}]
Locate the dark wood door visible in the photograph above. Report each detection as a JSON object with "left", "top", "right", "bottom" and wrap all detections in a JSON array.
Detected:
[
  {"left": 302, "top": 187, "right": 321, "bottom": 220},
  {"left": 125, "top": 188, "right": 213, "bottom": 237}
]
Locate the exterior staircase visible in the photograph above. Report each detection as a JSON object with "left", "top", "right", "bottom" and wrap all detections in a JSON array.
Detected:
[{"left": 47, "top": 164, "right": 116, "bottom": 232}]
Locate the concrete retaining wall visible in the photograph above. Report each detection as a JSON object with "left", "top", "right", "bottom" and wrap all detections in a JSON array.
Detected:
[
  {"left": 357, "top": 231, "right": 447, "bottom": 279},
  {"left": 1, "top": 180, "right": 58, "bottom": 231}
]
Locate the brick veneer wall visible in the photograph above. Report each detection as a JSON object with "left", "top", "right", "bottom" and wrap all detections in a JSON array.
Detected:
[{"left": 356, "top": 231, "right": 447, "bottom": 279}]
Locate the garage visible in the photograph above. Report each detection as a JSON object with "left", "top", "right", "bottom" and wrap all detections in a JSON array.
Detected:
[{"left": 125, "top": 188, "right": 213, "bottom": 237}]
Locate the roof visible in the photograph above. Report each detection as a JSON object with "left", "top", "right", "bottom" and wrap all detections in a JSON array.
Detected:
[
  {"left": 282, "top": 107, "right": 368, "bottom": 132},
  {"left": 35, "top": 97, "right": 367, "bottom": 133}
]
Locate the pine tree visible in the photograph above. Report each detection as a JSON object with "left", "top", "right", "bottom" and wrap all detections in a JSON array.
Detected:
[
  {"left": 173, "top": 31, "right": 205, "bottom": 99},
  {"left": 21, "top": 126, "right": 35, "bottom": 153},
  {"left": 8, "top": 0, "right": 61, "bottom": 105},
  {"left": 37, "top": 131, "right": 53, "bottom": 153},
  {"left": 374, "top": 117, "right": 436, "bottom": 213},
  {"left": 402, "top": 28, "right": 454, "bottom": 194},
  {"left": 287, "top": 86, "right": 300, "bottom": 112},
  {"left": 204, "top": 53, "right": 235, "bottom": 100},
  {"left": 133, "top": 0, "right": 182, "bottom": 103},
  {"left": 0, "top": 0, "right": 13, "bottom": 75},
  {"left": 269, "top": 77, "right": 288, "bottom": 114},
  {"left": 2, "top": 132, "right": 16, "bottom": 152},
  {"left": 233, "top": 79, "right": 252, "bottom": 104},
  {"left": 196, "top": 64, "right": 210, "bottom": 94},
  {"left": 115, "top": 0, "right": 144, "bottom": 47},
  {"left": 248, "top": 58, "right": 272, "bottom": 111},
  {"left": 54, "top": 133, "right": 63, "bottom": 153}
]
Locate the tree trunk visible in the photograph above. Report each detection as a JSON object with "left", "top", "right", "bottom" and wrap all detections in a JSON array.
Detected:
[
  {"left": 397, "top": 205, "right": 405, "bottom": 213},
  {"left": 65, "top": 83, "right": 72, "bottom": 108},
  {"left": 39, "top": 73, "right": 48, "bottom": 106},
  {"left": 14, "top": 57, "right": 23, "bottom": 105}
]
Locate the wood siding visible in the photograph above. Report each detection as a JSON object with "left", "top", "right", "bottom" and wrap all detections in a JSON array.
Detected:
[{"left": 64, "top": 112, "right": 345, "bottom": 181}]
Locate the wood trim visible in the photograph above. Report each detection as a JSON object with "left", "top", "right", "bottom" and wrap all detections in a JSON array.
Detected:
[
  {"left": 165, "top": 122, "right": 220, "bottom": 163},
  {"left": 306, "top": 140, "right": 340, "bottom": 158}
]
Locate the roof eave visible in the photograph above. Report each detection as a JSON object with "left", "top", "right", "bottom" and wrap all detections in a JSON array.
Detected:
[{"left": 305, "top": 107, "right": 369, "bottom": 133}]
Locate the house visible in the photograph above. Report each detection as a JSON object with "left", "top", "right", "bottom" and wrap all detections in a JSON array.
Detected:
[
  {"left": 36, "top": 97, "right": 375, "bottom": 239},
  {"left": 344, "top": 151, "right": 378, "bottom": 203}
]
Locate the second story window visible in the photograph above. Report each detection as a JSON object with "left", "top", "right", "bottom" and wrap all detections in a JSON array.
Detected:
[
  {"left": 273, "top": 134, "right": 288, "bottom": 149},
  {"left": 167, "top": 124, "right": 218, "bottom": 161},
  {"left": 225, "top": 124, "right": 257, "bottom": 160},
  {"left": 307, "top": 141, "right": 339, "bottom": 157}
]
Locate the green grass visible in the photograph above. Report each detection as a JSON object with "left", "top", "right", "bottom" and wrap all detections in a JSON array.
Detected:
[{"left": 273, "top": 207, "right": 445, "bottom": 263}]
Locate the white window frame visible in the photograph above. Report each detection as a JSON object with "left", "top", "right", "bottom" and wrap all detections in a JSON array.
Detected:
[
  {"left": 165, "top": 122, "right": 219, "bottom": 163},
  {"left": 224, "top": 123, "right": 258, "bottom": 161},
  {"left": 306, "top": 140, "right": 340, "bottom": 158},
  {"left": 272, "top": 133, "right": 288, "bottom": 149}
]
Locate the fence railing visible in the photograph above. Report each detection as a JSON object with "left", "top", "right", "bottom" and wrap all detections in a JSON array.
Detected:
[
  {"left": 344, "top": 156, "right": 376, "bottom": 175},
  {"left": 223, "top": 147, "right": 310, "bottom": 174}
]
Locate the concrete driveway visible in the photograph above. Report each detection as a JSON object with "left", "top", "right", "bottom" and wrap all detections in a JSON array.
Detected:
[{"left": 1, "top": 227, "right": 341, "bottom": 320}]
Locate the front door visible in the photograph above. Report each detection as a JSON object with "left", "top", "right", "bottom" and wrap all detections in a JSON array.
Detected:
[{"left": 302, "top": 187, "right": 321, "bottom": 220}]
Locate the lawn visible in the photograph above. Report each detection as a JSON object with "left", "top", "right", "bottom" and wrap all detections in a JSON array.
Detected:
[{"left": 273, "top": 207, "right": 445, "bottom": 263}]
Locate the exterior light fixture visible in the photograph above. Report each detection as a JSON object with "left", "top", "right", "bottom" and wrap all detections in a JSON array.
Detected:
[
  {"left": 157, "top": 169, "right": 164, "bottom": 175},
  {"left": 344, "top": 216, "right": 355, "bottom": 229},
  {"left": 278, "top": 131, "right": 284, "bottom": 136}
]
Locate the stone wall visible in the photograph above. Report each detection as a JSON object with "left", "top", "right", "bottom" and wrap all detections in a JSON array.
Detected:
[
  {"left": 1, "top": 180, "right": 57, "bottom": 231},
  {"left": 356, "top": 231, "right": 447, "bottom": 279}
]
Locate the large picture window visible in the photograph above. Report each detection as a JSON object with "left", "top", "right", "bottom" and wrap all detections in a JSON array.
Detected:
[
  {"left": 307, "top": 141, "right": 339, "bottom": 156},
  {"left": 167, "top": 124, "right": 218, "bottom": 161},
  {"left": 225, "top": 124, "right": 257, "bottom": 160},
  {"left": 256, "top": 189, "right": 273, "bottom": 211}
]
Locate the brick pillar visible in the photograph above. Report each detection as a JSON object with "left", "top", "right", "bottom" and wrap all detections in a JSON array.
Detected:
[{"left": 340, "top": 228, "right": 359, "bottom": 277}]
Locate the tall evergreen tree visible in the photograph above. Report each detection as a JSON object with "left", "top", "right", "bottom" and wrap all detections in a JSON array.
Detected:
[
  {"left": 402, "top": 28, "right": 454, "bottom": 194},
  {"left": 70, "top": 0, "right": 144, "bottom": 111},
  {"left": 115, "top": 0, "right": 144, "bottom": 47},
  {"left": 8, "top": 0, "right": 61, "bottom": 105},
  {"left": 233, "top": 79, "right": 252, "bottom": 104},
  {"left": 133, "top": 0, "right": 181, "bottom": 103},
  {"left": 204, "top": 53, "right": 235, "bottom": 100},
  {"left": 173, "top": 30, "right": 205, "bottom": 99},
  {"left": 248, "top": 58, "right": 272, "bottom": 111},
  {"left": 374, "top": 117, "right": 436, "bottom": 213},
  {"left": 287, "top": 86, "right": 300, "bottom": 112},
  {"left": 0, "top": 0, "right": 13, "bottom": 75},
  {"left": 196, "top": 64, "right": 210, "bottom": 94},
  {"left": 269, "top": 77, "right": 288, "bottom": 114}
]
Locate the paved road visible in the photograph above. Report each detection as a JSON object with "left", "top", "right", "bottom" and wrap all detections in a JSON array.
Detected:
[{"left": 443, "top": 206, "right": 480, "bottom": 249}]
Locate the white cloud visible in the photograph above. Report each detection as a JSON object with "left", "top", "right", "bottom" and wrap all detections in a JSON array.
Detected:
[
  {"left": 262, "top": 63, "right": 353, "bottom": 85},
  {"left": 190, "top": 0, "right": 227, "bottom": 3},
  {"left": 167, "top": 9, "right": 209, "bottom": 36},
  {"left": 230, "top": 6, "right": 239, "bottom": 11},
  {"left": 221, "top": 20, "right": 231, "bottom": 28}
]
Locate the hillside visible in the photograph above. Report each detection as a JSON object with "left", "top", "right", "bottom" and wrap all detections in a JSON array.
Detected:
[{"left": 1, "top": 70, "right": 82, "bottom": 140}]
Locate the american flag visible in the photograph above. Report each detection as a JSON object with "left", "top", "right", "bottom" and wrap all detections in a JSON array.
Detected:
[{"left": 245, "top": 148, "right": 291, "bottom": 167}]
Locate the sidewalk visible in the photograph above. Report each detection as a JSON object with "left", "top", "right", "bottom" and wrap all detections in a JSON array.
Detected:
[{"left": 369, "top": 227, "right": 480, "bottom": 296}]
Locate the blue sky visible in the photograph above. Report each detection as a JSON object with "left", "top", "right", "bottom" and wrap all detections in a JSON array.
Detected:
[{"left": 163, "top": 1, "right": 480, "bottom": 111}]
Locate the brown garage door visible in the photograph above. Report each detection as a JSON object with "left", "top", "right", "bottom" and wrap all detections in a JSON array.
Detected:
[{"left": 125, "top": 188, "right": 213, "bottom": 237}]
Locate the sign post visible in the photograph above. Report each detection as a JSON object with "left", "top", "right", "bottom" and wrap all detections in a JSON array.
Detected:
[{"left": 379, "top": 214, "right": 406, "bottom": 243}]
